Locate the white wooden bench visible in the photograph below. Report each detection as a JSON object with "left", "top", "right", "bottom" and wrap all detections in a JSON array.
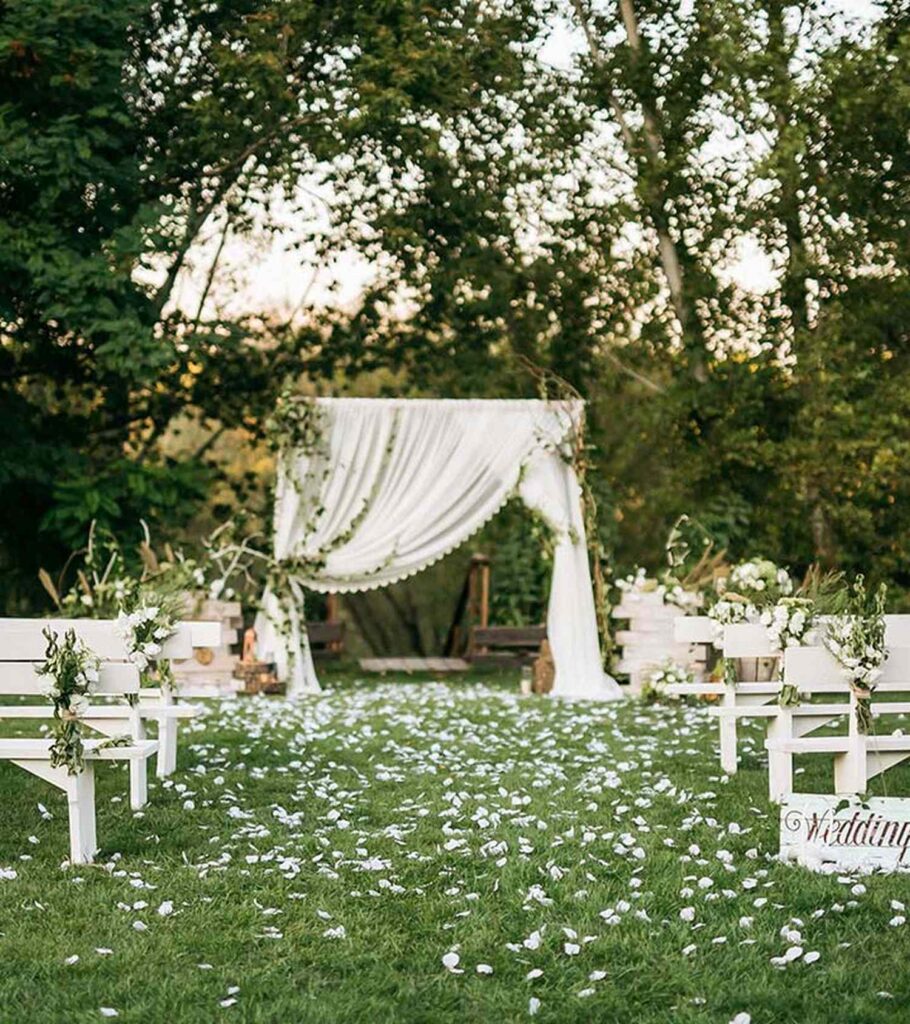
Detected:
[
  {"left": 0, "top": 619, "right": 163, "bottom": 863},
  {"left": 766, "top": 643, "right": 910, "bottom": 799},
  {"left": 135, "top": 620, "right": 221, "bottom": 777},
  {"left": 0, "top": 619, "right": 218, "bottom": 788},
  {"left": 667, "top": 615, "right": 910, "bottom": 780},
  {"left": 705, "top": 623, "right": 868, "bottom": 776}
]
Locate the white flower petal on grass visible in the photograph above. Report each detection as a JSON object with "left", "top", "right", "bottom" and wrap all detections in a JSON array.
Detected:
[
  {"left": 803, "top": 951, "right": 821, "bottom": 964},
  {"left": 0, "top": 867, "right": 17, "bottom": 881},
  {"left": 95, "top": 948, "right": 113, "bottom": 956},
  {"left": 157, "top": 901, "right": 174, "bottom": 917},
  {"left": 589, "top": 970, "right": 607, "bottom": 981},
  {"left": 442, "top": 952, "right": 462, "bottom": 973},
  {"left": 476, "top": 964, "right": 493, "bottom": 975},
  {"left": 730, "top": 1014, "right": 751, "bottom": 1024},
  {"left": 65, "top": 954, "right": 79, "bottom": 965},
  {"left": 564, "top": 942, "right": 580, "bottom": 956},
  {"left": 526, "top": 969, "right": 543, "bottom": 981},
  {"left": 680, "top": 907, "right": 695, "bottom": 922},
  {"left": 890, "top": 915, "right": 906, "bottom": 927},
  {"left": 529, "top": 997, "right": 541, "bottom": 1016},
  {"left": 99, "top": 1010, "right": 119, "bottom": 1019}
]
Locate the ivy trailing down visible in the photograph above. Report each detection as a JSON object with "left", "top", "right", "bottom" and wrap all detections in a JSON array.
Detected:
[{"left": 37, "top": 628, "right": 101, "bottom": 775}]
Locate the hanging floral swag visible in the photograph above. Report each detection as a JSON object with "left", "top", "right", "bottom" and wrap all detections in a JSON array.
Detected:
[
  {"left": 37, "top": 628, "right": 101, "bottom": 775},
  {"left": 824, "top": 576, "right": 887, "bottom": 734}
]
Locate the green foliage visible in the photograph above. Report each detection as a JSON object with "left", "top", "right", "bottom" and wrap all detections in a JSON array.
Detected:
[
  {"left": 36, "top": 626, "right": 100, "bottom": 775},
  {"left": 4, "top": 0, "right": 910, "bottom": 627},
  {"left": 482, "top": 501, "right": 553, "bottom": 627}
]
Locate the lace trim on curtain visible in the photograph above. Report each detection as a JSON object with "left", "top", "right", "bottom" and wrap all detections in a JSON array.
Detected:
[{"left": 298, "top": 480, "right": 524, "bottom": 595}]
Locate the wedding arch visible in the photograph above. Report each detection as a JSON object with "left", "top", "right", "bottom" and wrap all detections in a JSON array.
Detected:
[{"left": 255, "top": 397, "right": 621, "bottom": 701}]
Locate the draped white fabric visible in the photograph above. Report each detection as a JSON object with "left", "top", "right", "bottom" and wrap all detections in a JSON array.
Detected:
[{"left": 255, "top": 398, "right": 621, "bottom": 700}]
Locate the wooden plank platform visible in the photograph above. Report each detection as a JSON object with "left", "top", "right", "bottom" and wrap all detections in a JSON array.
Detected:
[{"left": 358, "top": 658, "right": 471, "bottom": 674}]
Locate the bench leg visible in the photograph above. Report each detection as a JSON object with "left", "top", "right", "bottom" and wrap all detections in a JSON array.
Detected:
[
  {"left": 766, "top": 712, "right": 792, "bottom": 803},
  {"left": 719, "top": 715, "right": 738, "bottom": 775},
  {"left": 157, "top": 716, "right": 178, "bottom": 778},
  {"left": 66, "top": 767, "right": 98, "bottom": 865},
  {"left": 126, "top": 706, "right": 149, "bottom": 808},
  {"left": 13, "top": 758, "right": 99, "bottom": 865},
  {"left": 130, "top": 757, "right": 148, "bottom": 811},
  {"left": 767, "top": 748, "right": 792, "bottom": 803},
  {"left": 834, "top": 747, "right": 867, "bottom": 795},
  {"left": 835, "top": 704, "right": 868, "bottom": 795}
]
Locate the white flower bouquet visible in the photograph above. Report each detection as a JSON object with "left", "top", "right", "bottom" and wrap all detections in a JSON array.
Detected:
[
  {"left": 761, "top": 596, "right": 815, "bottom": 652},
  {"left": 116, "top": 603, "right": 177, "bottom": 688},
  {"left": 641, "top": 659, "right": 694, "bottom": 703},
  {"left": 824, "top": 576, "right": 887, "bottom": 733},
  {"left": 717, "top": 558, "right": 794, "bottom": 605},
  {"left": 617, "top": 567, "right": 701, "bottom": 612}
]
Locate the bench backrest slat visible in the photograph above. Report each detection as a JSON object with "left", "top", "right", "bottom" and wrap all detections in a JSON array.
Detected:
[
  {"left": 674, "top": 615, "right": 715, "bottom": 644},
  {"left": 785, "top": 644, "right": 910, "bottom": 691},
  {"left": 0, "top": 662, "right": 139, "bottom": 695},
  {"left": 722, "top": 623, "right": 776, "bottom": 658},
  {"left": 0, "top": 619, "right": 193, "bottom": 662}
]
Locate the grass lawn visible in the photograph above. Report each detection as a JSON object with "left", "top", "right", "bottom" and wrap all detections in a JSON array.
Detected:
[{"left": 2, "top": 671, "right": 910, "bottom": 1023}]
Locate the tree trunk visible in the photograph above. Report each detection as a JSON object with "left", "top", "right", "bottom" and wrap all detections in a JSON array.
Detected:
[{"left": 570, "top": 0, "right": 708, "bottom": 382}]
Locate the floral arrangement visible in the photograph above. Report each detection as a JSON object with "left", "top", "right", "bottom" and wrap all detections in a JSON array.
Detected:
[
  {"left": 761, "top": 596, "right": 815, "bottom": 651},
  {"left": 640, "top": 659, "right": 693, "bottom": 703},
  {"left": 115, "top": 602, "right": 177, "bottom": 689},
  {"left": 37, "top": 628, "right": 100, "bottom": 775},
  {"left": 824, "top": 576, "right": 887, "bottom": 733},
  {"left": 707, "top": 558, "right": 796, "bottom": 645},
  {"left": 616, "top": 568, "right": 701, "bottom": 612},
  {"left": 719, "top": 559, "right": 794, "bottom": 603}
]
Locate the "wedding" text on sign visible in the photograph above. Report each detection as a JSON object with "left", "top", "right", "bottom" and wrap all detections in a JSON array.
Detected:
[{"left": 780, "top": 793, "right": 910, "bottom": 872}]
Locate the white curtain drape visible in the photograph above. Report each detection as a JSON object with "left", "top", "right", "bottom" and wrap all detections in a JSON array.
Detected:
[{"left": 255, "top": 398, "right": 621, "bottom": 700}]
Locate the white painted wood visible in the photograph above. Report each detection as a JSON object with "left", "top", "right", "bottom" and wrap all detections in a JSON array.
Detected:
[
  {"left": 613, "top": 599, "right": 703, "bottom": 691},
  {"left": 0, "top": 661, "right": 138, "bottom": 695},
  {"left": 767, "top": 708, "right": 794, "bottom": 802},
  {"left": 160, "top": 622, "right": 193, "bottom": 660},
  {"left": 885, "top": 615, "right": 910, "bottom": 645},
  {"left": 780, "top": 794, "right": 910, "bottom": 872},
  {"left": 785, "top": 645, "right": 910, "bottom": 691},
  {"left": 187, "top": 620, "right": 222, "bottom": 648},
  {"left": 172, "top": 603, "right": 240, "bottom": 695},
  {"left": 0, "top": 619, "right": 131, "bottom": 660},
  {"left": 719, "top": 689, "right": 738, "bottom": 774},
  {"left": 674, "top": 615, "right": 714, "bottom": 644},
  {"left": 722, "top": 623, "right": 776, "bottom": 658}
]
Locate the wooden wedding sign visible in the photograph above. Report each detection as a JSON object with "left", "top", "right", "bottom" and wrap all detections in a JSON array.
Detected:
[{"left": 781, "top": 793, "right": 910, "bottom": 872}]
